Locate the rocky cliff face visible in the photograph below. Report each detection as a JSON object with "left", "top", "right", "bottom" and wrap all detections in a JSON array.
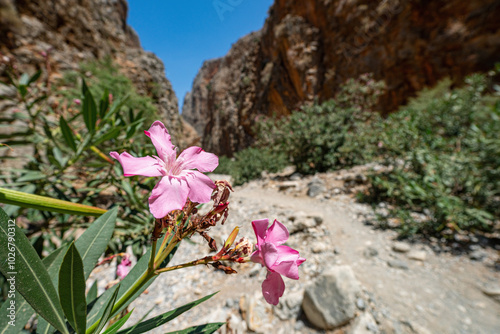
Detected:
[
  {"left": 182, "top": 0, "right": 500, "bottom": 156},
  {"left": 0, "top": 0, "right": 195, "bottom": 145}
]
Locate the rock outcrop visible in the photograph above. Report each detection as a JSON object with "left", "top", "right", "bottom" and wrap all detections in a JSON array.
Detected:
[
  {"left": 183, "top": 0, "right": 500, "bottom": 156},
  {"left": 0, "top": 0, "right": 195, "bottom": 144}
]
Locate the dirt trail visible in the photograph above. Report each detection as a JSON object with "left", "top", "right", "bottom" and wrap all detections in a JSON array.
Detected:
[
  {"left": 114, "top": 176, "right": 500, "bottom": 334},
  {"left": 230, "top": 182, "right": 500, "bottom": 333}
]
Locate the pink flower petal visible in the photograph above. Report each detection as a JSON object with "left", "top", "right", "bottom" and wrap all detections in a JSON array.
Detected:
[
  {"left": 110, "top": 151, "right": 162, "bottom": 177},
  {"left": 262, "top": 271, "right": 285, "bottom": 305},
  {"left": 272, "top": 260, "right": 299, "bottom": 280},
  {"left": 148, "top": 176, "right": 189, "bottom": 218},
  {"left": 265, "top": 220, "right": 289, "bottom": 245},
  {"left": 251, "top": 219, "right": 269, "bottom": 247},
  {"left": 116, "top": 257, "right": 131, "bottom": 279},
  {"left": 275, "top": 245, "right": 300, "bottom": 260},
  {"left": 261, "top": 242, "right": 279, "bottom": 269},
  {"left": 177, "top": 146, "right": 219, "bottom": 172},
  {"left": 185, "top": 171, "right": 216, "bottom": 203},
  {"left": 250, "top": 250, "right": 263, "bottom": 265},
  {"left": 144, "top": 121, "right": 176, "bottom": 162}
]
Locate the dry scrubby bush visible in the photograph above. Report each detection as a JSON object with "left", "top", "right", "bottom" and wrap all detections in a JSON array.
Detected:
[{"left": 219, "top": 72, "right": 499, "bottom": 238}]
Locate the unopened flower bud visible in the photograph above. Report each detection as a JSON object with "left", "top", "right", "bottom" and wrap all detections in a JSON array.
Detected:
[{"left": 223, "top": 226, "right": 239, "bottom": 249}]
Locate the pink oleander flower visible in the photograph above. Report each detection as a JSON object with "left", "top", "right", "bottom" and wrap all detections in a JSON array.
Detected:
[
  {"left": 250, "top": 219, "right": 306, "bottom": 305},
  {"left": 110, "top": 121, "right": 218, "bottom": 218},
  {"left": 116, "top": 254, "right": 131, "bottom": 279}
]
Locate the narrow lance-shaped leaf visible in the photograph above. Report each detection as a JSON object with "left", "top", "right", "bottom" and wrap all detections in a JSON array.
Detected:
[
  {"left": 81, "top": 77, "right": 89, "bottom": 96},
  {"left": 59, "top": 243, "right": 87, "bottom": 334},
  {"left": 101, "top": 310, "right": 133, "bottom": 334},
  {"left": 87, "top": 280, "right": 98, "bottom": 305},
  {"left": 87, "top": 237, "right": 178, "bottom": 328},
  {"left": 83, "top": 89, "right": 97, "bottom": 133},
  {"left": 99, "top": 88, "right": 109, "bottom": 119},
  {"left": 0, "top": 207, "right": 69, "bottom": 334},
  {"left": 30, "top": 244, "right": 70, "bottom": 334},
  {"left": 75, "top": 207, "right": 117, "bottom": 280},
  {"left": 60, "top": 116, "right": 77, "bottom": 152},
  {"left": 93, "top": 286, "right": 120, "bottom": 334},
  {"left": 0, "top": 244, "right": 69, "bottom": 334},
  {"left": 164, "top": 323, "right": 225, "bottom": 334},
  {"left": 28, "top": 70, "right": 42, "bottom": 85},
  {"left": 0, "top": 187, "right": 107, "bottom": 217},
  {"left": 116, "top": 292, "right": 218, "bottom": 334}
]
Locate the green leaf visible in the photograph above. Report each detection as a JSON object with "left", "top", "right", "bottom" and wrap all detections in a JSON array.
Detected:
[
  {"left": 87, "top": 280, "right": 98, "bottom": 305},
  {"left": 75, "top": 207, "right": 117, "bottom": 280},
  {"left": 103, "top": 94, "right": 129, "bottom": 121},
  {"left": 87, "top": 239, "right": 177, "bottom": 329},
  {"left": 18, "top": 85, "right": 27, "bottom": 98},
  {"left": 0, "top": 187, "right": 107, "bottom": 217},
  {"left": 75, "top": 132, "right": 93, "bottom": 158},
  {"left": 83, "top": 90, "right": 97, "bottom": 133},
  {"left": 53, "top": 147, "right": 68, "bottom": 167},
  {"left": 165, "top": 323, "right": 225, "bottom": 334},
  {"left": 59, "top": 243, "right": 87, "bottom": 334},
  {"left": 93, "top": 127, "right": 121, "bottom": 146},
  {"left": 36, "top": 317, "right": 55, "bottom": 334},
  {"left": 60, "top": 116, "right": 77, "bottom": 152},
  {"left": 86, "top": 284, "right": 118, "bottom": 328},
  {"left": 99, "top": 88, "right": 110, "bottom": 119},
  {"left": 0, "top": 290, "right": 34, "bottom": 334},
  {"left": 102, "top": 310, "right": 133, "bottom": 334},
  {"left": 29, "top": 245, "right": 70, "bottom": 334},
  {"left": 82, "top": 77, "right": 89, "bottom": 97},
  {"left": 0, "top": 207, "right": 69, "bottom": 334},
  {"left": 94, "top": 286, "right": 120, "bottom": 334},
  {"left": 19, "top": 73, "right": 29, "bottom": 86},
  {"left": 116, "top": 292, "right": 218, "bottom": 334},
  {"left": 17, "top": 171, "right": 46, "bottom": 182},
  {"left": 28, "top": 70, "right": 42, "bottom": 85}
]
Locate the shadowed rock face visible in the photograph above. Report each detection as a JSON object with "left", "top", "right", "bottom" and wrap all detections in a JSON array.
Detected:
[
  {"left": 0, "top": 0, "right": 197, "bottom": 145},
  {"left": 182, "top": 0, "right": 500, "bottom": 157}
]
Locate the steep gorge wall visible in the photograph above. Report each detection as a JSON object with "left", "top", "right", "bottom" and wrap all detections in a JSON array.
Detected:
[
  {"left": 0, "top": 0, "right": 196, "bottom": 145},
  {"left": 182, "top": 0, "right": 500, "bottom": 156}
]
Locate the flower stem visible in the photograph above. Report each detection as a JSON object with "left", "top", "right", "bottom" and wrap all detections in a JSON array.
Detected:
[
  {"left": 154, "top": 226, "right": 172, "bottom": 264},
  {"left": 155, "top": 257, "right": 213, "bottom": 275},
  {"left": 148, "top": 239, "right": 157, "bottom": 273}
]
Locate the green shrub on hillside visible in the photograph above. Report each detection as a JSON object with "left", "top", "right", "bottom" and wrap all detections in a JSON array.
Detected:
[
  {"left": 367, "top": 73, "right": 500, "bottom": 236},
  {"left": 256, "top": 74, "right": 385, "bottom": 173},
  {"left": 215, "top": 148, "right": 287, "bottom": 185},
  {"left": 249, "top": 71, "right": 499, "bottom": 238}
]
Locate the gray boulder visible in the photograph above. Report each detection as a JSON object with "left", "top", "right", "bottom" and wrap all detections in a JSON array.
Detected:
[{"left": 302, "top": 265, "right": 361, "bottom": 329}]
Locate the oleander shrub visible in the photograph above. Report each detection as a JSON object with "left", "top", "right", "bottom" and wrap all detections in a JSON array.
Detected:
[
  {"left": 365, "top": 73, "right": 500, "bottom": 236},
  {"left": 215, "top": 148, "right": 287, "bottom": 185}
]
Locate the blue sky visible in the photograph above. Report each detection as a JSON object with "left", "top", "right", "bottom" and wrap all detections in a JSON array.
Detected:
[{"left": 127, "top": 1, "right": 273, "bottom": 111}]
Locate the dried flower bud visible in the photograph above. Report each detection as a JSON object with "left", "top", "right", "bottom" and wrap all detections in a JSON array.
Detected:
[
  {"left": 211, "top": 261, "right": 237, "bottom": 274},
  {"left": 234, "top": 237, "right": 253, "bottom": 258},
  {"left": 212, "top": 180, "right": 233, "bottom": 205}
]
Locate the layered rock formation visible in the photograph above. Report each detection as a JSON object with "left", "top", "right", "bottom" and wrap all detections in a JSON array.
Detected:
[
  {"left": 183, "top": 0, "right": 500, "bottom": 156},
  {"left": 0, "top": 0, "right": 194, "bottom": 144}
]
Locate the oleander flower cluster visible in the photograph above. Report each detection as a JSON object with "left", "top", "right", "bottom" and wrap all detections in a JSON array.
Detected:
[{"left": 111, "top": 120, "right": 305, "bottom": 305}]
